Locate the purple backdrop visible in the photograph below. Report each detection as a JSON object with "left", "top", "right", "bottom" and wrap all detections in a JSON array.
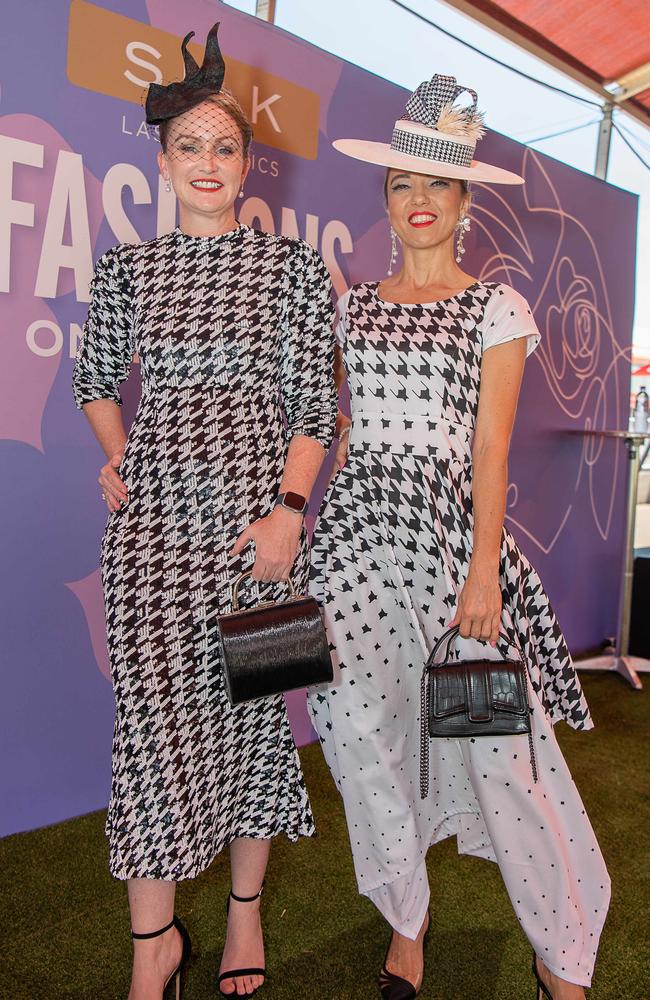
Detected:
[{"left": 0, "top": 0, "right": 638, "bottom": 837}]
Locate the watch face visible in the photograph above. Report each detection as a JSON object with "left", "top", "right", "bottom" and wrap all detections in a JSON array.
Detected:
[{"left": 283, "top": 491, "right": 307, "bottom": 512}]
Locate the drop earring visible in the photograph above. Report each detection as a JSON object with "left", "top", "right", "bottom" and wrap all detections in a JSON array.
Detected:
[
  {"left": 455, "top": 215, "right": 471, "bottom": 263},
  {"left": 164, "top": 180, "right": 172, "bottom": 193},
  {"left": 239, "top": 189, "right": 245, "bottom": 199},
  {"left": 388, "top": 225, "right": 399, "bottom": 276}
]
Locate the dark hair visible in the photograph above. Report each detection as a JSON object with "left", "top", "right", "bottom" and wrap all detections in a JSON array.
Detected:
[
  {"left": 383, "top": 168, "right": 470, "bottom": 203},
  {"left": 159, "top": 90, "right": 253, "bottom": 156}
]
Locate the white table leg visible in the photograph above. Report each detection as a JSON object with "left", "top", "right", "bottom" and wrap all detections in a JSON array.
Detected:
[{"left": 576, "top": 653, "right": 650, "bottom": 690}]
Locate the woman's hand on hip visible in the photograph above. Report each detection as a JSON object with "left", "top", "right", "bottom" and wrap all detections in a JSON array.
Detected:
[
  {"left": 449, "top": 562, "right": 502, "bottom": 646},
  {"left": 230, "top": 507, "right": 303, "bottom": 582},
  {"left": 99, "top": 449, "right": 127, "bottom": 512}
]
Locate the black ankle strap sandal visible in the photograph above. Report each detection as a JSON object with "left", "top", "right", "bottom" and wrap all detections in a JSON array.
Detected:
[
  {"left": 218, "top": 882, "right": 266, "bottom": 999},
  {"left": 229, "top": 884, "right": 265, "bottom": 905},
  {"left": 131, "top": 915, "right": 192, "bottom": 1000}
]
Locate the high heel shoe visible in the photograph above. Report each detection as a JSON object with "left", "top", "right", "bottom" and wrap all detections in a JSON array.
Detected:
[
  {"left": 131, "top": 915, "right": 192, "bottom": 1000},
  {"left": 378, "top": 911, "right": 430, "bottom": 1000},
  {"left": 532, "top": 952, "right": 553, "bottom": 999},
  {"left": 218, "top": 882, "right": 266, "bottom": 999}
]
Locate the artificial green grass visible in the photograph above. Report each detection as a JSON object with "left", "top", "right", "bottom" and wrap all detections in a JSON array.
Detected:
[{"left": 2, "top": 674, "right": 648, "bottom": 999}]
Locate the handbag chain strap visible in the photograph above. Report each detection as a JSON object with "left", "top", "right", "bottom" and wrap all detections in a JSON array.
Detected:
[
  {"left": 420, "top": 670, "right": 430, "bottom": 799},
  {"left": 231, "top": 570, "right": 298, "bottom": 612}
]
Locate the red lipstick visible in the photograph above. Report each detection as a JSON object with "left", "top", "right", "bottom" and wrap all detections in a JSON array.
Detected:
[{"left": 408, "top": 211, "right": 437, "bottom": 228}]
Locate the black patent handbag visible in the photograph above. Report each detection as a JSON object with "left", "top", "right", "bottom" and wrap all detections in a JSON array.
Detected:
[
  {"left": 217, "top": 570, "right": 333, "bottom": 706},
  {"left": 420, "top": 625, "right": 536, "bottom": 797}
]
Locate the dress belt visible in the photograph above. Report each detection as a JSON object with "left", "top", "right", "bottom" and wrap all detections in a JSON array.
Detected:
[{"left": 349, "top": 410, "right": 472, "bottom": 455}]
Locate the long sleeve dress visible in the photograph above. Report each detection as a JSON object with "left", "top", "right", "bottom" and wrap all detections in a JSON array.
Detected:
[
  {"left": 73, "top": 225, "right": 338, "bottom": 881},
  {"left": 308, "top": 281, "right": 610, "bottom": 988}
]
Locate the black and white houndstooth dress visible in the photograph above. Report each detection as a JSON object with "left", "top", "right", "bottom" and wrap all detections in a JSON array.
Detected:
[
  {"left": 74, "top": 226, "right": 337, "bottom": 881},
  {"left": 306, "top": 284, "right": 612, "bottom": 967}
]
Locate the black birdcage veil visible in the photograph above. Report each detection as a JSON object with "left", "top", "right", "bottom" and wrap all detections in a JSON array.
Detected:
[{"left": 161, "top": 103, "right": 247, "bottom": 166}]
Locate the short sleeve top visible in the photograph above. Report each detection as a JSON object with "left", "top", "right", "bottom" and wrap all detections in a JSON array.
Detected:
[
  {"left": 479, "top": 283, "right": 540, "bottom": 356},
  {"left": 334, "top": 282, "right": 540, "bottom": 358}
]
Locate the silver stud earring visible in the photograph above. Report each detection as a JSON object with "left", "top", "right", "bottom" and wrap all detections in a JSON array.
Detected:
[
  {"left": 388, "top": 226, "right": 399, "bottom": 276},
  {"left": 164, "top": 180, "right": 172, "bottom": 193},
  {"left": 455, "top": 215, "right": 471, "bottom": 263},
  {"left": 239, "top": 189, "right": 245, "bottom": 199}
]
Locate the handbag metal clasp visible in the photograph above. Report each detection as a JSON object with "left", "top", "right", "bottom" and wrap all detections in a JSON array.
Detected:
[{"left": 466, "top": 668, "right": 494, "bottom": 723}]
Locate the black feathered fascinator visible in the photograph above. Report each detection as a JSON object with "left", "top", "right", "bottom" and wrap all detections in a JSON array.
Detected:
[{"left": 145, "top": 22, "right": 226, "bottom": 126}]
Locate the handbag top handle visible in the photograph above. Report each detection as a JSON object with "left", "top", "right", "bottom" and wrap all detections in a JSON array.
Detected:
[
  {"left": 426, "top": 625, "right": 522, "bottom": 668},
  {"left": 231, "top": 570, "right": 298, "bottom": 612}
]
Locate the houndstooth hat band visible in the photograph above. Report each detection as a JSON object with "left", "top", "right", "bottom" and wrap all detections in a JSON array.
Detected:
[
  {"left": 332, "top": 72, "right": 524, "bottom": 186},
  {"left": 390, "top": 124, "right": 474, "bottom": 168}
]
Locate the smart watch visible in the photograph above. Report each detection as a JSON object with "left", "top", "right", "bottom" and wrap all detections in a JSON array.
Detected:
[{"left": 274, "top": 491, "right": 308, "bottom": 515}]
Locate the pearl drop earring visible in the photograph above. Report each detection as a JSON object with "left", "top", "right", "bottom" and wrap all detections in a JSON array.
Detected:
[
  {"left": 455, "top": 215, "right": 471, "bottom": 263},
  {"left": 164, "top": 180, "right": 172, "bottom": 193},
  {"left": 239, "top": 189, "right": 245, "bottom": 199},
  {"left": 388, "top": 226, "right": 399, "bottom": 276}
]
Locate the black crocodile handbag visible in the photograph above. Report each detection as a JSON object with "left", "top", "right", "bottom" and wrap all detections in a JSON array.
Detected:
[
  {"left": 217, "top": 571, "right": 333, "bottom": 705},
  {"left": 420, "top": 625, "right": 536, "bottom": 797}
]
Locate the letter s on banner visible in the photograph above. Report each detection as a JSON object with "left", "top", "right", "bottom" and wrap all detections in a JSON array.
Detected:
[
  {"left": 124, "top": 41, "right": 163, "bottom": 87},
  {"left": 103, "top": 163, "right": 151, "bottom": 244}
]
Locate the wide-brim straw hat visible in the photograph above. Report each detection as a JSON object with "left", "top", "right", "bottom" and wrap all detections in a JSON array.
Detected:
[{"left": 334, "top": 74, "right": 523, "bottom": 185}]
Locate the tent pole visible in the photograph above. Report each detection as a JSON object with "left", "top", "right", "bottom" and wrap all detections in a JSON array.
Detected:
[
  {"left": 594, "top": 102, "right": 613, "bottom": 180},
  {"left": 255, "top": 0, "right": 276, "bottom": 22}
]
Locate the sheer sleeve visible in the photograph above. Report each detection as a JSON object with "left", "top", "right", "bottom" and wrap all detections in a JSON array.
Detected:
[
  {"left": 73, "top": 245, "right": 135, "bottom": 409},
  {"left": 481, "top": 284, "right": 540, "bottom": 357},
  {"left": 280, "top": 241, "right": 338, "bottom": 449},
  {"left": 334, "top": 289, "right": 352, "bottom": 348}
]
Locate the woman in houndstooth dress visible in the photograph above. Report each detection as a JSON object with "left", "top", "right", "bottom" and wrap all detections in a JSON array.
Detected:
[
  {"left": 74, "top": 27, "right": 337, "bottom": 1000},
  {"left": 308, "top": 74, "right": 610, "bottom": 1000}
]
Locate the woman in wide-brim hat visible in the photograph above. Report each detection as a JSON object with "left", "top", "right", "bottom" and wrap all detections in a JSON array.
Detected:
[
  {"left": 308, "top": 74, "right": 610, "bottom": 1000},
  {"left": 74, "top": 23, "right": 337, "bottom": 1000}
]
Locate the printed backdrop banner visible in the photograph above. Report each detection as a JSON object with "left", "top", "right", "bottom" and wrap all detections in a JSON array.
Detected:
[{"left": 0, "top": 0, "right": 638, "bottom": 837}]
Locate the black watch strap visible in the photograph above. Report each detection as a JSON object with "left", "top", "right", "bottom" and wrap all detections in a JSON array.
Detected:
[{"left": 274, "top": 491, "right": 308, "bottom": 515}]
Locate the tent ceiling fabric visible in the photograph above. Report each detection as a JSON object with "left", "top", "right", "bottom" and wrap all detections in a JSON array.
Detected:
[{"left": 457, "top": 0, "right": 650, "bottom": 121}]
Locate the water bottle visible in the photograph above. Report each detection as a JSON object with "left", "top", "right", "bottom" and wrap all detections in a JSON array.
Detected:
[{"left": 633, "top": 385, "right": 649, "bottom": 433}]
